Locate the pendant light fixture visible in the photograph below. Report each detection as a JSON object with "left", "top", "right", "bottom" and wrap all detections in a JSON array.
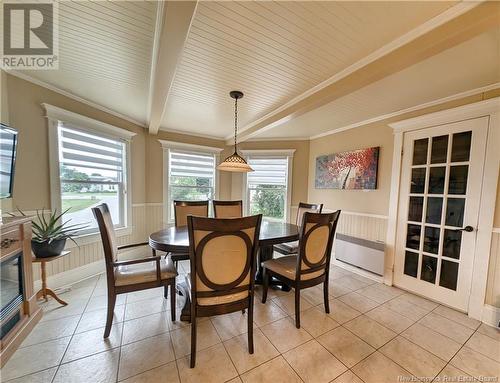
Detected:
[{"left": 217, "top": 90, "right": 254, "bottom": 172}]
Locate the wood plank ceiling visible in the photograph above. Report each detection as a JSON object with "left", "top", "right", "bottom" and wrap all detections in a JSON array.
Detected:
[
  {"left": 19, "top": 1, "right": 157, "bottom": 124},
  {"left": 162, "top": 1, "right": 457, "bottom": 138}
]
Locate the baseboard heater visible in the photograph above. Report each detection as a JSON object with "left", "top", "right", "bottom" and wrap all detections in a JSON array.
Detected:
[{"left": 334, "top": 234, "right": 385, "bottom": 276}]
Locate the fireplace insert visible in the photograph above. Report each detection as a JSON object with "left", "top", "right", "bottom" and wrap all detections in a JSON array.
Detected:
[{"left": 0, "top": 252, "right": 23, "bottom": 339}]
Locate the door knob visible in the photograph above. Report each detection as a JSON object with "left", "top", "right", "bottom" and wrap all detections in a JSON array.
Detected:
[{"left": 454, "top": 226, "right": 474, "bottom": 232}]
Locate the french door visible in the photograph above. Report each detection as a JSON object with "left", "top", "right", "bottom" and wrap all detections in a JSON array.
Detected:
[{"left": 394, "top": 117, "right": 488, "bottom": 311}]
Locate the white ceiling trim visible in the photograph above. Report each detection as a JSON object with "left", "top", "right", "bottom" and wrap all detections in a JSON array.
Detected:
[
  {"left": 7, "top": 70, "right": 146, "bottom": 128},
  {"left": 308, "top": 82, "right": 500, "bottom": 140},
  {"left": 146, "top": 1, "right": 164, "bottom": 125},
  {"left": 245, "top": 136, "right": 309, "bottom": 142},
  {"left": 158, "top": 139, "right": 223, "bottom": 153},
  {"left": 160, "top": 127, "right": 224, "bottom": 142},
  {"left": 229, "top": 0, "right": 484, "bottom": 144}
]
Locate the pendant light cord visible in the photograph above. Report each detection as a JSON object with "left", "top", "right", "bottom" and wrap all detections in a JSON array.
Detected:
[{"left": 234, "top": 96, "right": 238, "bottom": 152}]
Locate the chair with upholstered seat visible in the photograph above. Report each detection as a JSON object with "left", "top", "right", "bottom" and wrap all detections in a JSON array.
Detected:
[
  {"left": 169, "top": 200, "right": 210, "bottom": 268},
  {"left": 274, "top": 202, "right": 323, "bottom": 256},
  {"left": 186, "top": 214, "right": 262, "bottom": 368},
  {"left": 262, "top": 210, "right": 340, "bottom": 328},
  {"left": 213, "top": 200, "right": 243, "bottom": 218},
  {"left": 92, "top": 203, "right": 177, "bottom": 338}
]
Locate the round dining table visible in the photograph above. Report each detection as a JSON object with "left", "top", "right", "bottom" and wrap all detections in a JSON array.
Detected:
[{"left": 149, "top": 220, "right": 299, "bottom": 321}]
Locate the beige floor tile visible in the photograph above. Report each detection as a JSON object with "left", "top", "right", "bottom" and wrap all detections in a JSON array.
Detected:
[
  {"left": 351, "top": 274, "right": 377, "bottom": 285},
  {"left": 329, "top": 267, "right": 351, "bottom": 280},
  {"left": 327, "top": 299, "right": 362, "bottom": 324},
  {"left": 56, "top": 286, "right": 94, "bottom": 301},
  {"left": 380, "top": 337, "right": 446, "bottom": 379},
  {"left": 365, "top": 305, "right": 415, "bottom": 333},
  {"left": 4, "top": 367, "right": 57, "bottom": 383},
  {"left": 40, "top": 298, "right": 88, "bottom": 322},
  {"left": 433, "top": 364, "right": 471, "bottom": 383},
  {"left": 62, "top": 324, "right": 122, "bottom": 363},
  {"left": 126, "top": 287, "right": 165, "bottom": 304},
  {"left": 271, "top": 294, "right": 312, "bottom": 316},
  {"left": 344, "top": 315, "right": 396, "bottom": 348},
  {"left": 299, "top": 306, "right": 339, "bottom": 337},
  {"left": 252, "top": 300, "right": 287, "bottom": 327},
  {"left": 118, "top": 361, "right": 179, "bottom": 383},
  {"left": 433, "top": 305, "right": 481, "bottom": 330},
  {"left": 300, "top": 285, "right": 328, "bottom": 306},
  {"left": 122, "top": 312, "right": 170, "bottom": 345},
  {"left": 1, "top": 337, "right": 71, "bottom": 381},
  {"left": 177, "top": 343, "right": 238, "bottom": 383},
  {"left": 356, "top": 284, "right": 403, "bottom": 303},
  {"left": 85, "top": 294, "right": 126, "bottom": 312},
  {"left": 418, "top": 312, "right": 474, "bottom": 344},
  {"left": 317, "top": 327, "right": 374, "bottom": 368},
  {"left": 283, "top": 340, "right": 347, "bottom": 383},
  {"left": 334, "top": 276, "right": 371, "bottom": 291},
  {"left": 465, "top": 332, "right": 500, "bottom": 362},
  {"left": 255, "top": 285, "right": 291, "bottom": 300},
  {"left": 20, "top": 315, "right": 80, "bottom": 347},
  {"left": 226, "top": 378, "right": 242, "bottom": 383},
  {"left": 382, "top": 297, "right": 429, "bottom": 321},
  {"left": 260, "top": 317, "right": 312, "bottom": 353},
  {"left": 395, "top": 293, "right": 439, "bottom": 311},
  {"left": 352, "top": 351, "right": 414, "bottom": 383},
  {"left": 240, "top": 356, "right": 301, "bottom": 383},
  {"left": 118, "top": 333, "right": 175, "bottom": 381},
  {"left": 450, "top": 346, "right": 500, "bottom": 378},
  {"left": 170, "top": 320, "right": 221, "bottom": 358},
  {"left": 53, "top": 349, "right": 120, "bottom": 383},
  {"left": 331, "top": 370, "right": 364, "bottom": 383},
  {"left": 124, "top": 296, "right": 168, "bottom": 321},
  {"left": 224, "top": 328, "right": 279, "bottom": 374},
  {"left": 211, "top": 311, "right": 255, "bottom": 341},
  {"left": 328, "top": 280, "right": 353, "bottom": 297},
  {"left": 338, "top": 292, "right": 379, "bottom": 313},
  {"left": 477, "top": 323, "right": 500, "bottom": 342},
  {"left": 75, "top": 305, "right": 125, "bottom": 334},
  {"left": 401, "top": 323, "right": 462, "bottom": 361}
]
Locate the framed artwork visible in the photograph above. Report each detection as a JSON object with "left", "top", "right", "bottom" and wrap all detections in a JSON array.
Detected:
[{"left": 315, "top": 147, "right": 379, "bottom": 190}]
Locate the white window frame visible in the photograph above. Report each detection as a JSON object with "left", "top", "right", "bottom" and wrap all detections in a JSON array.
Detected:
[
  {"left": 159, "top": 140, "right": 223, "bottom": 226},
  {"left": 43, "top": 104, "right": 136, "bottom": 242},
  {"left": 241, "top": 149, "right": 295, "bottom": 222}
]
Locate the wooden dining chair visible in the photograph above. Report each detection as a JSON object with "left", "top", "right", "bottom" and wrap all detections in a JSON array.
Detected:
[
  {"left": 170, "top": 200, "right": 210, "bottom": 268},
  {"left": 274, "top": 202, "right": 323, "bottom": 256},
  {"left": 262, "top": 211, "right": 340, "bottom": 328},
  {"left": 213, "top": 200, "right": 243, "bottom": 218},
  {"left": 92, "top": 203, "right": 177, "bottom": 338},
  {"left": 186, "top": 214, "right": 262, "bottom": 368}
]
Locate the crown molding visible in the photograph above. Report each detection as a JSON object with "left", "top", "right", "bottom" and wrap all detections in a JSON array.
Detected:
[
  {"left": 158, "top": 126, "right": 226, "bottom": 142},
  {"left": 240, "top": 149, "right": 296, "bottom": 157},
  {"left": 6, "top": 70, "right": 146, "bottom": 128}
]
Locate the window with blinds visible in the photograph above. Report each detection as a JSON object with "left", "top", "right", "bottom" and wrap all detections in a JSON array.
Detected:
[
  {"left": 246, "top": 156, "right": 289, "bottom": 221},
  {"left": 168, "top": 150, "right": 216, "bottom": 221},
  {"left": 58, "top": 124, "right": 126, "bottom": 232}
]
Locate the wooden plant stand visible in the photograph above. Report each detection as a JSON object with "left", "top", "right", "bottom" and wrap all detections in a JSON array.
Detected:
[{"left": 32, "top": 251, "right": 70, "bottom": 306}]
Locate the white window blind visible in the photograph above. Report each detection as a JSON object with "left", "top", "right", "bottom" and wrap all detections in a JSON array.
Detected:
[
  {"left": 246, "top": 156, "right": 289, "bottom": 222},
  {"left": 168, "top": 150, "right": 216, "bottom": 221},
  {"left": 58, "top": 124, "right": 126, "bottom": 232}
]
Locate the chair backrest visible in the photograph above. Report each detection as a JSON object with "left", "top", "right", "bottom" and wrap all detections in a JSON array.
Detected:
[
  {"left": 92, "top": 203, "right": 118, "bottom": 277},
  {"left": 213, "top": 200, "right": 243, "bottom": 218},
  {"left": 296, "top": 211, "right": 340, "bottom": 282},
  {"left": 296, "top": 202, "right": 323, "bottom": 226},
  {"left": 187, "top": 214, "right": 262, "bottom": 307},
  {"left": 174, "top": 200, "right": 209, "bottom": 227}
]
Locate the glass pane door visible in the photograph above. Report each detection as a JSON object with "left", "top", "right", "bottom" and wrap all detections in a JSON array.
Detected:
[{"left": 394, "top": 117, "right": 488, "bottom": 311}]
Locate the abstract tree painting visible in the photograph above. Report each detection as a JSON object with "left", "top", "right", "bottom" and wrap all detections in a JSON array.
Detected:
[{"left": 315, "top": 147, "right": 379, "bottom": 190}]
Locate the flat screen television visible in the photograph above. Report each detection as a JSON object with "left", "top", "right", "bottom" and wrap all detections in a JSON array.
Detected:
[{"left": 0, "top": 124, "right": 18, "bottom": 199}]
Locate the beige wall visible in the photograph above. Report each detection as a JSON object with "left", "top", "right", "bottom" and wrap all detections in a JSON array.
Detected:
[{"left": 5, "top": 74, "right": 147, "bottom": 208}]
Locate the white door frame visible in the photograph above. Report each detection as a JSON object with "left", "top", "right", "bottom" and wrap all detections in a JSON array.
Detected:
[{"left": 385, "top": 97, "right": 500, "bottom": 320}]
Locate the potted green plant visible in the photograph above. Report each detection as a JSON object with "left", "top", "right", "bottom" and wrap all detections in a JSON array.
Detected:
[{"left": 11, "top": 208, "right": 88, "bottom": 258}]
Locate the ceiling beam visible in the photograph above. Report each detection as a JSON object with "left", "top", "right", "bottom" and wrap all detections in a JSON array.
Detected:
[
  {"left": 232, "top": 1, "right": 500, "bottom": 144},
  {"left": 148, "top": 1, "right": 197, "bottom": 135}
]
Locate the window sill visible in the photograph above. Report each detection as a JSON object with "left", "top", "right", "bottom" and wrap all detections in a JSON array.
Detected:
[{"left": 65, "top": 226, "right": 132, "bottom": 249}]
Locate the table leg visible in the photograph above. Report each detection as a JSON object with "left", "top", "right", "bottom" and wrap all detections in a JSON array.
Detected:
[
  {"left": 36, "top": 261, "right": 68, "bottom": 306},
  {"left": 177, "top": 281, "right": 191, "bottom": 322},
  {"left": 255, "top": 245, "right": 291, "bottom": 291}
]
